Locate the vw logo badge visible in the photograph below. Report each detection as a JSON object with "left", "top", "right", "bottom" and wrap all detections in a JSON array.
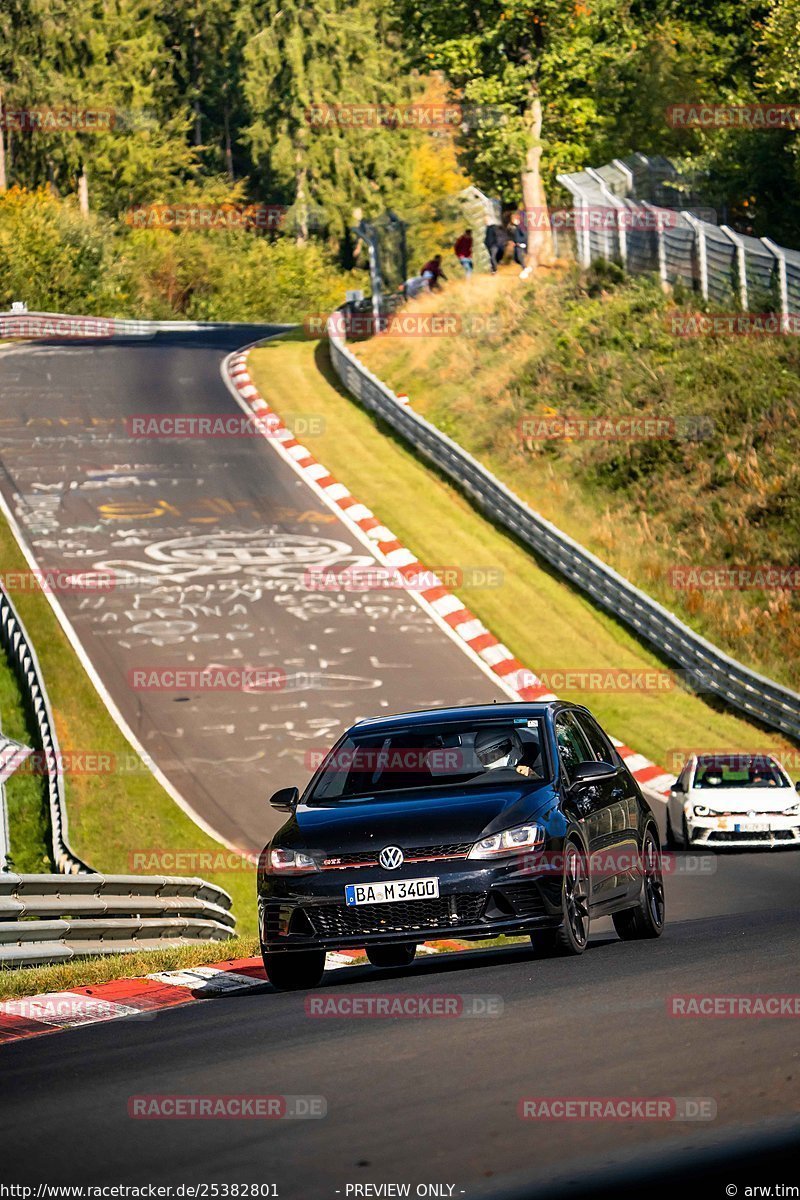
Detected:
[{"left": 379, "top": 845, "right": 404, "bottom": 870}]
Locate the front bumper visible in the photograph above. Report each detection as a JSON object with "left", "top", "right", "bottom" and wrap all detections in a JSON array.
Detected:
[
  {"left": 687, "top": 813, "right": 800, "bottom": 849},
  {"left": 258, "top": 858, "right": 564, "bottom": 952}
]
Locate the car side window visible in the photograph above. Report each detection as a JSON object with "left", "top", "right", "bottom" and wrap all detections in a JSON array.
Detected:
[
  {"left": 554, "top": 712, "right": 595, "bottom": 782},
  {"left": 574, "top": 712, "right": 619, "bottom": 766}
]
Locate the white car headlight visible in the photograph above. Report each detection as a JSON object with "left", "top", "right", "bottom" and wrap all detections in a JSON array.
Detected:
[
  {"left": 692, "top": 804, "right": 711, "bottom": 818},
  {"left": 268, "top": 848, "right": 318, "bottom": 873},
  {"left": 468, "top": 823, "right": 545, "bottom": 860},
  {"left": 783, "top": 802, "right": 800, "bottom": 818}
]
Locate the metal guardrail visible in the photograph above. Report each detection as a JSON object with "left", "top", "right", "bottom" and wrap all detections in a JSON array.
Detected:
[
  {"left": 327, "top": 316, "right": 800, "bottom": 742},
  {"left": 0, "top": 580, "right": 90, "bottom": 874},
  {"left": 0, "top": 874, "right": 234, "bottom": 966}
]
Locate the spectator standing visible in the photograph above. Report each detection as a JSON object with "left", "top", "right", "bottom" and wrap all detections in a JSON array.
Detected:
[
  {"left": 508, "top": 212, "right": 527, "bottom": 269},
  {"left": 484, "top": 223, "right": 508, "bottom": 273}
]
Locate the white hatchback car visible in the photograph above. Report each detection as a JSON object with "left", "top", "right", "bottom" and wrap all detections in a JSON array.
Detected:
[{"left": 667, "top": 754, "right": 800, "bottom": 849}]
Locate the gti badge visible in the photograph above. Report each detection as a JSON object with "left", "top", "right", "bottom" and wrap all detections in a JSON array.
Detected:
[{"left": 379, "top": 845, "right": 404, "bottom": 870}]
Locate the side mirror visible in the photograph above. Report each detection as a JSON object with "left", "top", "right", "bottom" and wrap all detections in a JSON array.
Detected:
[
  {"left": 269, "top": 786, "right": 299, "bottom": 812},
  {"left": 570, "top": 760, "right": 618, "bottom": 788},
  {"left": 670, "top": 781, "right": 683, "bottom": 794}
]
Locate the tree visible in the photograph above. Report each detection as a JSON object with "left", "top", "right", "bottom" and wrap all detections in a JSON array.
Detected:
[
  {"left": 239, "top": 0, "right": 412, "bottom": 243},
  {"left": 0, "top": 0, "right": 196, "bottom": 214},
  {"left": 396, "top": 0, "right": 649, "bottom": 268}
]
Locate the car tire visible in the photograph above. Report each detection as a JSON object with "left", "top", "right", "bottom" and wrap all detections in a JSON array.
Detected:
[
  {"left": 612, "top": 825, "right": 665, "bottom": 941},
  {"left": 665, "top": 807, "right": 679, "bottom": 849},
  {"left": 531, "top": 840, "right": 590, "bottom": 956},
  {"left": 366, "top": 944, "right": 417, "bottom": 969},
  {"left": 263, "top": 948, "right": 326, "bottom": 990}
]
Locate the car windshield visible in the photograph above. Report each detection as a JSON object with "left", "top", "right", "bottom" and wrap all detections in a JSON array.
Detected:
[
  {"left": 307, "top": 717, "right": 548, "bottom": 802},
  {"left": 693, "top": 756, "right": 789, "bottom": 789}
]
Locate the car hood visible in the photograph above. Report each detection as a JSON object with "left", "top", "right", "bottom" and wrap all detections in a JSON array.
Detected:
[
  {"left": 688, "top": 786, "right": 797, "bottom": 814},
  {"left": 286, "top": 781, "right": 555, "bottom": 851}
]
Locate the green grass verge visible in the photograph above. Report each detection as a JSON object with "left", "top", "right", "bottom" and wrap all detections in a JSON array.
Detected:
[
  {"left": 0, "top": 518, "right": 257, "bottom": 934},
  {"left": 248, "top": 333, "right": 798, "bottom": 780},
  {"left": 355, "top": 266, "right": 800, "bottom": 691},
  {"left": 0, "top": 650, "right": 51, "bottom": 873},
  {"left": 0, "top": 936, "right": 260, "bottom": 1000}
]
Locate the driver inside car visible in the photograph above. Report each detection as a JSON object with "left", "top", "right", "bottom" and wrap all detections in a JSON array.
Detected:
[{"left": 473, "top": 727, "right": 538, "bottom": 777}]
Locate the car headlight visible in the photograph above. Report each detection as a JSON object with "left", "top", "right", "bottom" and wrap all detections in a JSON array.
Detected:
[
  {"left": 692, "top": 804, "right": 711, "bottom": 818},
  {"left": 783, "top": 802, "right": 800, "bottom": 818},
  {"left": 468, "top": 823, "right": 545, "bottom": 860},
  {"left": 268, "top": 848, "right": 318, "bottom": 874}
]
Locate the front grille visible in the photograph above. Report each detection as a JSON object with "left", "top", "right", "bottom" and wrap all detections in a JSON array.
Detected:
[
  {"left": 707, "top": 829, "right": 795, "bottom": 842},
  {"left": 320, "top": 842, "right": 473, "bottom": 869},
  {"left": 495, "top": 883, "right": 547, "bottom": 919},
  {"left": 303, "top": 893, "right": 487, "bottom": 937}
]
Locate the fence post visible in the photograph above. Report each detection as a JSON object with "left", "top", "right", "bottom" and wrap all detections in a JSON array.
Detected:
[
  {"left": 761, "top": 237, "right": 789, "bottom": 332},
  {"left": 556, "top": 176, "right": 592, "bottom": 268},
  {"left": 588, "top": 170, "right": 627, "bottom": 268},
  {"left": 586, "top": 169, "right": 613, "bottom": 261},
  {"left": 720, "top": 225, "right": 748, "bottom": 310},
  {"left": 682, "top": 213, "right": 708, "bottom": 300},
  {"left": 612, "top": 159, "right": 634, "bottom": 196},
  {"left": 642, "top": 202, "right": 668, "bottom": 286}
]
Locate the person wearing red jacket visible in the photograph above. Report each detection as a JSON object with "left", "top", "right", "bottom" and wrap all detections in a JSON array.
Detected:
[
  {"left": 454, "top": 230, "right": 473, "bottom": 277},
  {"left": 420, "top": 254, "right": 447, "bottom": 291}
]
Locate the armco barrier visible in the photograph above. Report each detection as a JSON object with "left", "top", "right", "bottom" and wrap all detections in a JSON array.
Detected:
[
  {"left": 0, "top": 580, "right": 90, "bottom": 874},
  {"left": 0, "top": 873, "right": 234, "bottom": 966},
  {"left": 327, "top": 316, "right": 800, "bottom": 742}
]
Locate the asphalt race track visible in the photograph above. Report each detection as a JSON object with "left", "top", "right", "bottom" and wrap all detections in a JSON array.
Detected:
[
  {"left": 0, "top": 328, "right": 503, "bottom": 850},
  {"left": 1, "top": 329, "right": 798, "bottom": 1195},
  {"left": 2, "top": 851, "right": 799, "bottom": 1193}
]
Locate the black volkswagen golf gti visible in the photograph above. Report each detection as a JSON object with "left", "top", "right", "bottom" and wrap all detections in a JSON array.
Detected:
[{"left": 258, "top": 701, "right": 665, "bottom": 989}]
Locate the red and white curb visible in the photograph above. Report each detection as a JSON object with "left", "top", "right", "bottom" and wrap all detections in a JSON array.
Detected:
[
  {"left": 222, "top": 349, "right": 674, "bottom": 800},
  {"left": 0, "top": 945, "right": 471, "bottom": 1046}
]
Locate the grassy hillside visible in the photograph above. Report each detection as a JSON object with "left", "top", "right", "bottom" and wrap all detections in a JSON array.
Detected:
[
  {"left": 247, "top": 334, "right": 797, "bottom": 779},
  {"left": 354, "top": 267, "right": 800, "bottom": 692}
]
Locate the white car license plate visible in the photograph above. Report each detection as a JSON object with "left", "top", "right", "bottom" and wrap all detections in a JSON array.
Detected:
[
  {"left": 737, "top": 822, "right": 771, "bottom": 833},
  {"left": 344, "top": 877, "right": 439, "bottom": 906}
]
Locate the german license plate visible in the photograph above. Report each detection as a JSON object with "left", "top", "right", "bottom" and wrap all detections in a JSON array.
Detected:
[
  {"left": 736, "top": 822, "right": 771, "bottom": 833},
  {"left": 344, "top": 877, "right": 439, "bottom": 906}
]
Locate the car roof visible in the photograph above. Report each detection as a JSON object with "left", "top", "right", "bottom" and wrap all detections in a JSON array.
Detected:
[{"left": 350, "top": 701, "right": 569, "bottom": 735}]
